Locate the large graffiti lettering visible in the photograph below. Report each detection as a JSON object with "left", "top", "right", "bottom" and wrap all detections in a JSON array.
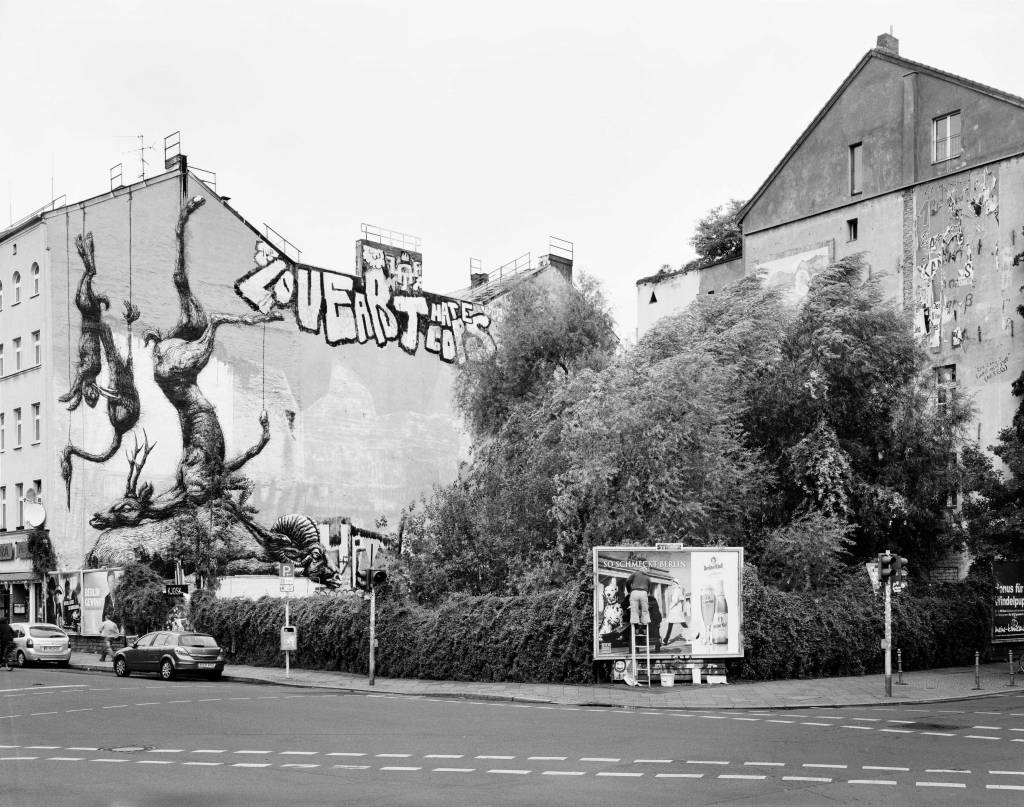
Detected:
[{"left": 235, "top": 253, "right": 496, "bottom": 364}]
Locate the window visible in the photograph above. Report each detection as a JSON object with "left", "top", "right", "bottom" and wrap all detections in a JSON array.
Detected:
[
  {"left": 933, "top": 112, "right": 962, "bottom": 162},
  {"left": 936, "top": 364, "right": 956, "bottom": 410},
  {"left": 0, "top": 279, "right": 3, "bottom": 309},
  {"left": 0, "top": 412, "right": 4, "bottom": 451},
  {"left": 15, "top": 484, "right": 22, "bottom": 529},
  {"left": 13, "top": 408, "right": 21, "bottom": 448},
  {"left": 0, "top": 486, "right": 5, "bottom": 531},
  {"left": 31, "top": 403, "right": 40, "bottom": 443},
  {"left": 12, "top": 271, "right": 20, "bottom": 304},
  {"left": 850, "top": 143, "right": 863, "bottom": 194},
  {"left": 32, "top": 331, "right": 40, "bottom": 366},
  {"left": 13, "top": 337, "right": 21, "bottom": 372},
  {"left": 649, "top": 291, "right": 658, "bottom": 304},
  {"left": 0, "top": 343, "right": 4, "bottom": 376},
  {"left": 847, "top": 218, "right": 859, "bottom": 242},
  {"left": 32, "top": 480, "right": 41, "bottom": 501},
  {"left": 30, "top": 263, "right": 39, "bottom": 297}
]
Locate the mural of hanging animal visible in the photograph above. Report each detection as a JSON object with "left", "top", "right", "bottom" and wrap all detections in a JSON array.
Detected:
[{"left": 59, "top": 233, "right": 110, "bottom": 411}]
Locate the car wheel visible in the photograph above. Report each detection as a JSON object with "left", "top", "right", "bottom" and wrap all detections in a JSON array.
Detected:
[
  {"left": 113, "top": 657, "right": 130, "bottom": 678},
  {"left": 160, "top": 659, "right": 175, "bottom": 681},
  {"left": 15, "top": 651, "right": 27, "bottom": 668}
]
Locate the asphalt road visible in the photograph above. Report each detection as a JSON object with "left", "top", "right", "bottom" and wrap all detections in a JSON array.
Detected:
[{"left": 0, "top": 666, "right": 1023, "bottom": 807}]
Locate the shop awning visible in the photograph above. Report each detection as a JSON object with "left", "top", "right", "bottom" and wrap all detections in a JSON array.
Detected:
[{"left": 0, "top": 572, "right": 40, "bottom": 583}]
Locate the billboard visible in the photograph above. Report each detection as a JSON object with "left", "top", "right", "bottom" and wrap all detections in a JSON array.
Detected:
[
  {"left": 356, "top": 239, "right": 423, "bottom": 293},
  {"left": 47, "top": 568, "right": 123, "bottom": 635},
  {"left": 993, "top": 561, "right": 1024, "bottom": 644},
  {"left": 593, "top": 546, "right": 743, "bottom": 660}
]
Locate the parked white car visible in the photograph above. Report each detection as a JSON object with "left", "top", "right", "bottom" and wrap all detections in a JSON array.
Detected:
[{"left": 10, "top": 623, "right": 72, "bottom": 667}]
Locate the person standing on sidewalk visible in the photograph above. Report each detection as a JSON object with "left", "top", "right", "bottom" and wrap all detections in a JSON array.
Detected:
[
  {"left": 98, "top": 617, "right": 119, "bottom": 662},
  {"left": 0, "top": 618, "right": 15, "bottom": 671}
]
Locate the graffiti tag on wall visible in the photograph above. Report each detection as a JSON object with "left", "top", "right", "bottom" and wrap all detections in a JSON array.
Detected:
[
  {"left": 235, "top": 246, "right": 495, "bottom": 364},
  {"left": 357, "top": 239, "right": 423, "bottom": 293},
  {"left": 913, "top": 168, "right": 999, "bottom": 350}
]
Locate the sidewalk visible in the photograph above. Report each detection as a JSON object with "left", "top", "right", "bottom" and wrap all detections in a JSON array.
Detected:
[{"left": 67, "top": 652, "right": 1024, "bottom": 709}]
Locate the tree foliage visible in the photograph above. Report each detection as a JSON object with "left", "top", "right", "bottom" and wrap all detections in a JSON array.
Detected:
[
  {"left": 687, "top": 198, "right": 745, "bottom": 268},
  {"left": 404, "top": 255, "right": 988, "bottom": 600},
  {"left": 112, "top": 562, "right": 171, "bottom": 635}
]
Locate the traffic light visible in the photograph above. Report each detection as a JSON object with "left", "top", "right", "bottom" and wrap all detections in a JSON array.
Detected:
[
  {"left": 879, "top": 552, "right": 893, "bottom": 582},
  {"left": 893, "top": 556, "right": 909, "bottom": 589},
  {"left": 368, "top": 569, "right": 387, "bottom": 589}
]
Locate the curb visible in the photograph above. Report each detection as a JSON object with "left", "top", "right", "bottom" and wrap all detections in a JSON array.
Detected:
[{"left": 67, "top": 662, "right": 1019, "bottom": 710}]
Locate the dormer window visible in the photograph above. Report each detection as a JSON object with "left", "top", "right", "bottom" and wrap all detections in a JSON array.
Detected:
[{"left": 933, "top": 112, "right": 961, "bottom": 162}]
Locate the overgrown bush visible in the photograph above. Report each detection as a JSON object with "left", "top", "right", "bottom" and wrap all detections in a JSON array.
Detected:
[
  {"left": 113, "top": 562, "right": 171, "bottom": 635},
  {"left": 193, "top": 571, "right": 992, "bottom": 683}
]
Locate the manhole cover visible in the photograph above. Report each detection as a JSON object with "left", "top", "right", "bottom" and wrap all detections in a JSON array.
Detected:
[{"left": 105, "top": 745, "right": 153, "bottom": 753}]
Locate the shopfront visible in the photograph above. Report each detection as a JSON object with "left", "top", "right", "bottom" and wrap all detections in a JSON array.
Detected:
[{"left": 0, "top": 536, "right": 43, "bottom": 623}]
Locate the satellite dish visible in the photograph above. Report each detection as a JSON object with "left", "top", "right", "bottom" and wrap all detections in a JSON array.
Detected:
[{"left": 24, "top": 501, "right": 46, "bottom": 528}]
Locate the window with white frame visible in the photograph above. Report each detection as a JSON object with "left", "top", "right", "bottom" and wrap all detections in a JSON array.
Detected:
[
  {"left": 13, "top": 337, "right": 21, "bottom": 372},
  {"left": 32, "top": 331, "right": 40, "bottom": 366},
  {"left": 15, "top": 483, "right": 22, "bottom": 528},
  {"left": 31, "top": 403, "right": 40, "bottom": 443},
  {"left": 12, "top": 271, "right": 20, "bottom": 304},
  {"left": 13, "top": 408, "right": 21, "bottom": 448},
  {"left": 0, "top": 486, "right": 5, "bottom": 531},
  {"left": 0, "top": 412, "right": 4, "bottom": 451},
  {"left": 933, "top": 112, "right": 962, "bottom": 162},
  {"left": 0, "top": 343, "right": 4, "bottom": 376},
  {"left": 31, "top": 263, "right": 39, "bottom": 296},
  {"left": 0, "top": 279, "right": 3, "bottom": 309}
]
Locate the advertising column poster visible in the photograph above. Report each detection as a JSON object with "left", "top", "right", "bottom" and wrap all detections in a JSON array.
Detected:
[
  {"left": 993, "top": 561, "right": 1024, "bottom": 644},
  {"left": 593, "top": 546, "right": 743, "bottom": 660}
]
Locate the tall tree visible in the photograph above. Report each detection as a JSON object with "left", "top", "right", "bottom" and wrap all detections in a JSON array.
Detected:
[{"left": 688, "top": 198, "right": 745, "bottom": 267}]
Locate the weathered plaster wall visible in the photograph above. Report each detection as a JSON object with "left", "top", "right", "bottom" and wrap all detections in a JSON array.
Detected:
[
  {"left": 910, "top": 159, "right": 1024, "bottom": 450},
  {"left": 636, "top": 269, "right": 700, "bottom": 340}
]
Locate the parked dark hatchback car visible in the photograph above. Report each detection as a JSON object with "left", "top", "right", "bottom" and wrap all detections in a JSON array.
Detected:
[{"left": 113, "top": 631, "right": 225, "bottom": 681}]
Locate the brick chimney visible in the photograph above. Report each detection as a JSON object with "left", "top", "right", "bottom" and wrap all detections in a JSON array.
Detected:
[{"left": 876, "top": 32, "right": 899, "bottom": 54}]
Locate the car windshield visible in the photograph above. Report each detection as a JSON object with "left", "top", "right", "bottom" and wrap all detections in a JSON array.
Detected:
[
  {"left": 178, "top": 634, "right": 218, "bottom": 648},
  {"left": 29, "top": 625, "right": 67, "bottom": 639}
]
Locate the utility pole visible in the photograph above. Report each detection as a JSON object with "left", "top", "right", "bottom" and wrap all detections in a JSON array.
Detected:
[
  {"left": 884, "top": 570, "right": 892, "bottom": 697},
  {"left": 369, "top": 584, "right": 376, "bottom": 686}
]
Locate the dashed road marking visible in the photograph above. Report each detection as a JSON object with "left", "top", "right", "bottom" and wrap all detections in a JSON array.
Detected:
[
  {"left": 990, "top": 770, "right": 1024, "bottom": 776},
  {"left": 745, "top": 761, "right": 785, "bottom": 767},
  {"left": 804, "top": 763, "right": 846, "bottom": 769},
  {"left": 434, "top": 767, "right": 475, "bottom": 773},
  {"left": 720, "top": 774, "right": 765, "bottom": 780},
  {"left": 580, "top": 757, "right": 619, "bottom": 762},
  {"left": 542, "top": 770, "right": 584, "bottom": 776},
  {"left": 927, "top": 769, "right": 970, "bottom": 774},
  {"left": 988, "top": 784, "right": 1024, "bottom": 791},
  {"left": 596, "top": 771, "right": 642, "bottom": 777},
  {"left": 849, "top": 779, "right": 895, "bottom": 785},
  {"left": 476, "top": 755, "right": 515, "bottom": 760},
  {"left": 634, "top": 758, "right": 671, "bottom": 763},
  {"left": 864, "top": 766, "right": 908, "bottom": 772},
  {"left": 233, "top": 763, "right": 271, "bottom": 768},
  {"left": 965, "top": 735, "right": 999, "bottom": 740},
  {"left": 488, "top": 769, "right": 530, "bottom": 775},
  {"left": 424, "top": 754, "right": 463, "bottom": 759},
  {"left": 782, "top": 776, "right": 831, "bottom": 783},
  {"left": 687, "top": 760, "right": 729, "bottom": 765},
  {"left": 916, "top": 781, "right": 966, "bottom": 788},
  {"left": 656, "top": 773, "right": 703, "bottom": 778},
  {"left": 530, "top": 756, "right": 568, "bottom": 761}
]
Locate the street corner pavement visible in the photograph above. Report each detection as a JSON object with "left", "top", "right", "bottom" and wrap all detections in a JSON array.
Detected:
[{"left": 66, "top": 653, "right": 1024, "bottom": 710}]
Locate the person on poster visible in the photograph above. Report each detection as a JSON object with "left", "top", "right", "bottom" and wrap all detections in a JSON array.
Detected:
[
  {"left": 662, "top": 580, "right": 687, "bottom": 646},
  {"left": 626, "top": 568, "right": 650, "bottom": 627},
  {"left": 101, "top": 570, "right": 119, "bottom": 622},
  {"left": 647, "top": 594, "right": 662, "bottom": 653},
  {"left": 98, "top": 617, "right": 119, "bottom": 662}
]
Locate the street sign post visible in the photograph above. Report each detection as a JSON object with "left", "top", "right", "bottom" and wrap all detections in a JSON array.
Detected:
[{"left": 280, "top": 563, "right": 294, "bottom": 678}]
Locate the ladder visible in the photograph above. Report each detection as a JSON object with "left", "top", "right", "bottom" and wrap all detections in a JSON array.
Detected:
[{"left": 628, "top": 623, "right": 652, "bottom": 688}]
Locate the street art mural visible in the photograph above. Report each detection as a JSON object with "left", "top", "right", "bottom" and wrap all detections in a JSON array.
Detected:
[
  {"left": 753, "top": 244, "right": 832, "bottom": 301},
  {"left": 235, "top": 248, "right": 495, "bottom": 365},
  {"left": 60, "top": 197, "right": 345, "bottom": 587},
  {"left": 59, "top": 233, "right": 142, "bottom": 505},
  {"left": 913, "top": 168, "right": 1000, "bottom": 350}
]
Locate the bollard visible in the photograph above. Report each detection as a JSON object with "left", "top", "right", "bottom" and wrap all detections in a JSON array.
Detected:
[
  {"left": 1011, "top": 650, "right": 1017, "bottom": 688},
  {"left": 896, "top": 648, "right": 905, "bottom": 685},
  {"left": 973, "top": 650, "right": 982, "bottom": 690}
]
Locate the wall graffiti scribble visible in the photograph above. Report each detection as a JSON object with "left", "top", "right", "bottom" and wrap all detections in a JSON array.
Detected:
[{"left": 235, "top": 255, "right": 495, "bottom": 364}]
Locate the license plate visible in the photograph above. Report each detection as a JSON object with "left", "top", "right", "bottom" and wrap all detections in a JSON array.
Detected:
[
  {"left": 197, "top": 663, "right": 216, "bottom": 669},
  {"left": 41, "top": 646, "right": 60, "bottom": 653}
]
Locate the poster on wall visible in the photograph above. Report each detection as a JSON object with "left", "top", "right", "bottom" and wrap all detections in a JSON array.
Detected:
[
  {"left": 81, "top": 569, "right": 123, "bottom": 635},
  {"left": 49, "top": 572, "right": 82, "bottom": 633},
  {"left": 993, "top": 561, "right": 1024, "bottom": 644},
  {"left": 592, "top": 546, "right": 743, "bottom": 660}
]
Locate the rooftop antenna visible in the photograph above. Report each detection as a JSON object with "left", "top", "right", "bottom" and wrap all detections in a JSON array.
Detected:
[{"left": 114, "top": 134, "right": 157, "bottom": 181}]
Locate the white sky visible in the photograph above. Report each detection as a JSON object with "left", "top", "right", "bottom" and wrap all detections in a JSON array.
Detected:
[{"left": 0, "top": 0, "right": 1017, "bottom": 340}]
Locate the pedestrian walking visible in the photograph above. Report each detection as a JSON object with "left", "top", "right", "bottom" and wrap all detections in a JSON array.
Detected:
[
  {"left": 98, "top": 617, "right": 119, "bottom": 662},
  {"left": 0, "top": 618, "right": 15, "bottom": 671}
]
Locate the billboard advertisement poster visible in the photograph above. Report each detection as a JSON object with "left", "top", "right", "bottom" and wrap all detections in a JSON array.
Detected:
[
  {"left": 993, "top": 561, "right": 1024, "bottom": 644},
  {"left": 48, "top": 571, "right": 82, "bottom": 633},
  {"left": 593, "top": 546, "right": 743, "bottom": 660},
  {"left": 81, "top": 569, "right": 124, "bottom": 635}
]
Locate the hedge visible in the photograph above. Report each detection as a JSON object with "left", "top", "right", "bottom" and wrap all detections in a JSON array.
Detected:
[{"left": 191, "top": 570, "right": 994, "bottom": 684}]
